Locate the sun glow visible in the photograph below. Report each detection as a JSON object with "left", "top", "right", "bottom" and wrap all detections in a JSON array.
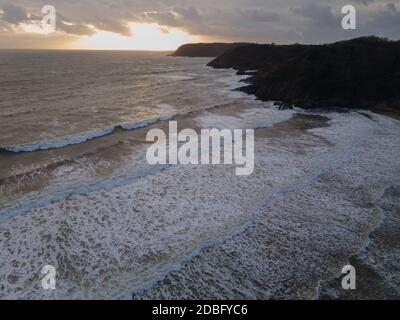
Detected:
[
  {"left": 19, "top": 22, "right": 46, "bottom": 34},
  {"left": 78, "top": 23, "right": 200, "bottom": 51}
]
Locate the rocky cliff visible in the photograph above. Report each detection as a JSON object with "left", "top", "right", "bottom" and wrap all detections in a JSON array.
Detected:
[
  {"left": 171, "top": 43, "right": 249, "bottom": 57},
  {"left": 208, "top": 37, "right": 400, "bottom": 109}
]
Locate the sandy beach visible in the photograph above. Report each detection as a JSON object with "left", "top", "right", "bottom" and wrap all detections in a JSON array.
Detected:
[
  {"left": 0, "top": 50, "right": 399, "bottom": 300},
  {"left": 1, "top": 96, "right": 399, "bottom": 299}
]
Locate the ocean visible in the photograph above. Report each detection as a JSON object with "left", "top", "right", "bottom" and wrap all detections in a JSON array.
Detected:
[
  {"left": 0, "top": 50, "right": 240, "bottom": 150},
  {"left": 0, "top": 51, "right": 399, "bottom": 299}
]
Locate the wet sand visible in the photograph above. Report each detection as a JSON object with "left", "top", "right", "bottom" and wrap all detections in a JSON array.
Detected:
[
  {"left": 0, "top": 103, "right": 399, "bottom": 299},
  {"left": 318, "top": 183, "right": 400, "bottom": 300},
  {"left": 370, "top": 106, "right": 400, "bottom": 121},
  {"left": 134, "top": 110, "right": 400, "bottom": 300}
]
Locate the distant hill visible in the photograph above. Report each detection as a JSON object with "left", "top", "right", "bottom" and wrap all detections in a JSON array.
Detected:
[
  {"left": 170, "top": 43, "right": 250, "bottom": 57},
  {"left": 208, "top": 43, "right": 313, "bottom": 72},
  {"left": 208, "top": 36, "right": 400, "bottom": 109}
]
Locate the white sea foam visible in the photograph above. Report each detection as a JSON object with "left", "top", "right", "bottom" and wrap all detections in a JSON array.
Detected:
[
  {"left": 135, "top": 111, "right": 400, "bottom": 300},
  {"left": 197, "top": 106, "right": 294, "bottom": 129},
  {"left": 1, "top": 127, "right": 115, "bottom": 153},
  {"left": 1, "top": 53, "right": 399, "bottom": 299},
  {"left": 0, "top": 54, "right": 241, "bottom": 150},
  {"left": 1, "top": 107, "right": 399, "bottom": 299},
  {"left": 1, "top": 115, "right": 176, "bottom": 153},
  {"left": 119, "top": 115, "right": 175, "bottom": 130},
  {"left": 159, "top": 74, "right": 196, "bottom": 81},
  {"left": 0, "top": 67, "right": 250, "bottom": 154}
]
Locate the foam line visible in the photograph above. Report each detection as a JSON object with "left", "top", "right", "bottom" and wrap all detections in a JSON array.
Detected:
[
  {"left": 0, "top": 164, "right": 168, "bottom": 225},
  {"left": 127, "top": 122, "right": 369, "bottom": 299},
  {"left": 0, "top": 115, "right": 175, "bottom": 153}
]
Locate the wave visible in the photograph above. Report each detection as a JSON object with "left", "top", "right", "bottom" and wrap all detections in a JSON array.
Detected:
[
  {"left": 0, "top": 115, "right": 175, "bottom": 153},
  {"left": 0, "top": 98, "right": 254, "bottom": 154},
  {"left": 129, "top": 124, "right": 370, "bottom": 299}
]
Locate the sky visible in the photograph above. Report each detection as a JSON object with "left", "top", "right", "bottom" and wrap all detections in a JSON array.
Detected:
[{"left": 0, "top": 0, "right": 399, "bottom": 50}]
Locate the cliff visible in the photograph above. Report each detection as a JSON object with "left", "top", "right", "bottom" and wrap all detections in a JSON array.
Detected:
[
  {"left": 170, "top": 43, "right": 249, "bottom": 57},
  {"left": 208, "top": 37, "right": 400, "bottom": 109}
]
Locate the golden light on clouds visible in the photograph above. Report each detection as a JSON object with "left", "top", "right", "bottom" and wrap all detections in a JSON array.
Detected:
[
  {"left": 19, "top": 22, "right": 45, "bottom": 34},
  {"left": 78, "top": 23, "right": 201, "bottom": 51}
]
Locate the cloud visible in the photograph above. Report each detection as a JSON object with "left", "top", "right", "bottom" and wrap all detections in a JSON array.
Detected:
[
  {"left": 354, "top": 0, "right": 375, "bottom": 5},
  {"left": 361, "top": 2, "right": 400, "bottom": 39},
  {"left": 239, "top": 8, "right": 280, "bottom": 22},
  {"left": 292, "top": 3, "right": 337, "bottom": 26},
  {"left": 144, "top": 11, "right": 180, "bottom": 27},
  {"left": 173, "top": 6, "right": 202, "bottom": 21},
  {"left": 58, "top": 21, "right": 95, "bottom": 36},
  {"left": 91, "top": 16, "right": 132, "bottom": 36},
  {"left": 0, "top": 1, "right": 28, "bottom": 24},
  {"left": 0, "top": 0, "right": 399, "bottom": 48},
  {"left": 386, "top": 2, "right": 397, "bottom": 12},
  {"left": 143, "top": 7, "right": 204, "bottom": 29}
]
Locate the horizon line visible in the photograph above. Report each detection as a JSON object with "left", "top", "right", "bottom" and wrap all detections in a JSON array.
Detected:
[{"left": 0, "top": 48, "right": 177, "bottom": 53}]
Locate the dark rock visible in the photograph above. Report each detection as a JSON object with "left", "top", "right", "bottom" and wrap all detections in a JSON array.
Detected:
[
  {"left": 236, "top": 69, "right": 247, "bottom": 76},
  {"left": 208, "top": 36, "right": 400, "bottom": 109},
  {"left": 170, "top": 43, "right": 250, "bottom": 57}
]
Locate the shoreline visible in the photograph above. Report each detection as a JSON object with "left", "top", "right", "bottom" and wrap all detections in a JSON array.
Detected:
[
  {"left": 204, "top": 37, "right": 400, "bottom": 110},
  {"left": 134, "top": 109, "right": 400, "bottom": 300},
  {"left": 1, "top": 100, "right": 399, "bottom": 299},
  {"left": 370, "top": 106, "right": 400, "bottom": 121},
  {"left": 1, "top": 54, "right": 400, "bottom": 299},
  {"left": 318, "top": 182, "right": 400, "bottom": 299}
]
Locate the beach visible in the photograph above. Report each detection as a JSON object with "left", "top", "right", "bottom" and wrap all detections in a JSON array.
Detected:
[{"left": 0, "top": 51, "right": 399, "bottom": 299}]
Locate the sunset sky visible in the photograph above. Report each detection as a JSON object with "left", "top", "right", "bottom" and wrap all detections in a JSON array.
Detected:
[{"left": 0, "top": 0, "right": 399, "bottom": 50}]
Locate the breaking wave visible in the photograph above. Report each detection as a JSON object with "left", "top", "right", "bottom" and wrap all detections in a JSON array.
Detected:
[{"left": 0, "top": 115, "right": 175, "bottom": 153}]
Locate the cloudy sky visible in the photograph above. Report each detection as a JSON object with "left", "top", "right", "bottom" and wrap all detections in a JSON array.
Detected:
[{"left": 0, "top": 0, "right": 399, "bottom": 49}]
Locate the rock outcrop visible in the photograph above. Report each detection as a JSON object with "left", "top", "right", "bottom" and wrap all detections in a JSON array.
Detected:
[
  {"left": 170, "top": 43, "right": 249, "bottom": 57},
  {"left": 208, "top": 37, "right": 400, "bottom": 109}
]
